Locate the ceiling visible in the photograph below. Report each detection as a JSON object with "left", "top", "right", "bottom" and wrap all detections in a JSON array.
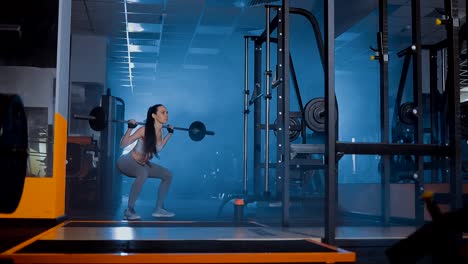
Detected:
[
  {"left": 1, "top": 0, "right": 466, "bottom": 94},
  {"left": 69, "top": 0, "right": 466, "bottom": 95}
]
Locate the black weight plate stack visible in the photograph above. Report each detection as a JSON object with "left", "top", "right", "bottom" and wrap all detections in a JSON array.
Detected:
[{"left": 0, "top": 94, "right": 28, "bottom": 213}]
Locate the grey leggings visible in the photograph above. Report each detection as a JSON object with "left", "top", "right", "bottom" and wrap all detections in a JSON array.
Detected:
[{"left": 117, "top": 153, "right": 173, "bottom": 210}]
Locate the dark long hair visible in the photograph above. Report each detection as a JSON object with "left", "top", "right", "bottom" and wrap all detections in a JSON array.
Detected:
[{"left": 143, "top": 104, "right": 163, "bottom": 157}]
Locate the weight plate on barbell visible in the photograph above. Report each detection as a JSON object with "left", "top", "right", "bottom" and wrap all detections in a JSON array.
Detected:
[
  {"left": 304, "top": 97, "right": 326, "bottom": 132},
  {"left": 398, "top": 102, "right": 416, "bottom": 125},
  {"left": 89, "top": 106, "right": 107, "bottom": 131},
  {"left": 304, "top": 97, "right": 338, "bottom": 133},
  {"left": 274, "top": 117, "right": 301, "bottom": 141},
  {"left": 0, "top": 93, "right": 28, "bottom": 214},
  {"left": 189, "top": 121, "right": 206, "bottom": 141}
]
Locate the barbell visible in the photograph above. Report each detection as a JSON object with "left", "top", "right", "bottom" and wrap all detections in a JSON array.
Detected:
[{"left": 73, "top": 106, "right": 215, "bottom": 141}]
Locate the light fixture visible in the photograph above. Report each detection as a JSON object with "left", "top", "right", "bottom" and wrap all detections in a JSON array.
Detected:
[
  {"left": 123, "top": 0, "right": 134, "bottom": 93},
  {"left": 127, "top": 23, "right": 145, "bottom": 32}
]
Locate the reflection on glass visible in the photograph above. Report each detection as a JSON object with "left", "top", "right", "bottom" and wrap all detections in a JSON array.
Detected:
[{"left": 25, "top": 107, "right": 52, "bottom": 177}]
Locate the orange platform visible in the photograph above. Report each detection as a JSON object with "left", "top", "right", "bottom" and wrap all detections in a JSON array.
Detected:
[{"left": 1, "top": 220, "right": 356, "bottom": 264}]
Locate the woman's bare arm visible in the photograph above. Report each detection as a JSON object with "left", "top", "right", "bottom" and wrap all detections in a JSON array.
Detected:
[{"left": 156, "top": 127, "right": 173, "bottom": 151}]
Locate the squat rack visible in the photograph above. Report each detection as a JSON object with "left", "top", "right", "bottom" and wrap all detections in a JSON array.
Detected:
[
  {"left": 242, "top": 2, "right": 327, "bottom": 222},
  {"left": 242, "top": 0, "right": 463, "bottom": 245}
]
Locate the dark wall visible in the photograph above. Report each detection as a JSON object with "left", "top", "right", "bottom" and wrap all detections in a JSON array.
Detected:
[{"left": 0, "top": 1, "right": 58, "bottom": 68}]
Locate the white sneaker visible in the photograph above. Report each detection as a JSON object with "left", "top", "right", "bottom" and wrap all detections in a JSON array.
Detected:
[
  {"left": 124, "top": 208, "right": 141, "bottom": 220},
  {"left": 152, "top": 208, "right": 175, "bottom": 218}
]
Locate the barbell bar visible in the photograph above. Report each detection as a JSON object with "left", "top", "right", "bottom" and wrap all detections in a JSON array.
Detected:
[{"left": 73, "top": 106, "right": 215, "bottom": 141}]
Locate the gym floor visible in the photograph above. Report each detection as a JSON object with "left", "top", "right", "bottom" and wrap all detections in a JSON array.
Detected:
[
  {"left": 0, "top": 196, "right": 413, "bottom": 264},
  {"left": 2, "top": 196, "right": 467, "bottom": 264}
]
